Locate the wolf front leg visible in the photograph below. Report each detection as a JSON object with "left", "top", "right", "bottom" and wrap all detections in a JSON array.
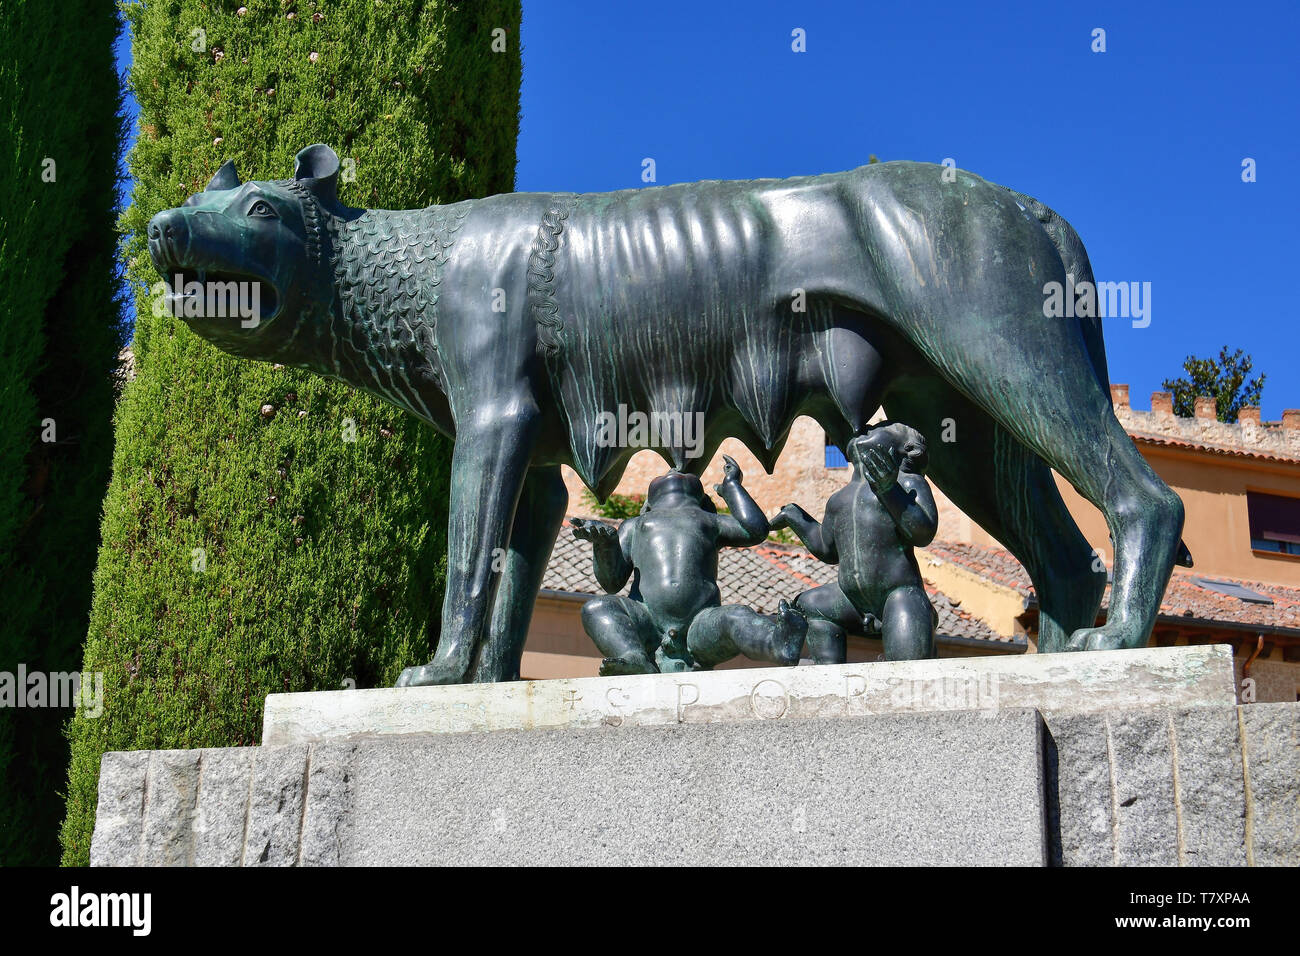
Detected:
[
  {"left": 397, "top": 407, "right": 539, "bottom": 687},
  {"left": 471, "top": 465, "right": 568, "bottom": 683}
]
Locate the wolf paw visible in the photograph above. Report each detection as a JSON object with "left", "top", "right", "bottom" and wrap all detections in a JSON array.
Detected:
[
  {"left": 1064, "top": 626, "right": 1139, "bottom": 652},
  {"left": 395, "top": 661, "right": 470, "bottom": 686}
]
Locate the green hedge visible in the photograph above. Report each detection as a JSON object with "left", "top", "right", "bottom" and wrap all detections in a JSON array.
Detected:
[
  {"left": 0, "top": 0, "right": 125, "bottom": 865},
  {"left": 60, "top": 0, "right": 522, "bottom": 865}
]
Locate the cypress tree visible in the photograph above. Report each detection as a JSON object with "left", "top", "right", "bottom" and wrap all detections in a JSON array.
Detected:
[
  {"left": 60, "top": 0, "right": 522, "bottom": 864},
  {"left": 0, "top": 1, "right": 125, "bottom": 864}
]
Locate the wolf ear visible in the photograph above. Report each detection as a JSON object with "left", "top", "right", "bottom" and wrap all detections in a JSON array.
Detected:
[
  {"left": 294, "top": 144, "right": 340, "bottom": 204},
  {"left": 206, "top": 160, "right": 241, "bottom": 191}
]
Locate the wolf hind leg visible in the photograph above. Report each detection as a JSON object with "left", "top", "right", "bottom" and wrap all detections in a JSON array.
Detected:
[
  {"left": 884, "top": 379, "right": 1107, "bottom": 653},
  {"left": 896, "top": 306, "right": 1182, "bottom": 650}
]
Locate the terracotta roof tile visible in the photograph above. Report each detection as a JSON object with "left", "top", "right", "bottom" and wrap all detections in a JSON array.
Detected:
[
  {"left": 1128, "top": 430, "right": 1300, "bottom": 466},
  {"left": 922, "top": 540, "right": 1034, "bottom": 597},
  {"left": 920, "top": 539, "right": 1300, "bottom": 635}
]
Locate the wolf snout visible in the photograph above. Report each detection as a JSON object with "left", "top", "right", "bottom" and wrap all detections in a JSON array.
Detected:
[{"left": 147, "top": 209, "right": 189, "bottom": 273}]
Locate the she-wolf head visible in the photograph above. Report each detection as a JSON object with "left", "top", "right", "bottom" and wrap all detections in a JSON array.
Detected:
[{"left": 146, "top": 144, "right": 344, "bottom": 361}]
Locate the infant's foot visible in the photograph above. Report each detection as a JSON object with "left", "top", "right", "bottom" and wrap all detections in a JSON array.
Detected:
[
  {"left": 656, "top": 654, "right": 695, "bottom": 674},
  {"left": 774, "top": 599, "right": 809, "bottom": 666}
]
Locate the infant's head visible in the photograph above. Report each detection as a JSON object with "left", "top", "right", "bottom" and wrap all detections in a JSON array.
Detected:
[
  {"left": 646, "top": 471, "right": 710, "bottom": 510},
  {"left": 848, "top": 422, "right": 929, "bottom": 476}
]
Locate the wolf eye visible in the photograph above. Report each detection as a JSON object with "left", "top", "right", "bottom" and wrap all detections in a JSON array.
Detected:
[{"left": 248, "top": 200, "right": 277, "bottom": 218}]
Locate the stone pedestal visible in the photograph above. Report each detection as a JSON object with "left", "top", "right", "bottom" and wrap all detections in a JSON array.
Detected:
[
  {"left": 89, "top": 644, "right": 1299, "bottom": 867},
  {"left": 262, "top": 644, "right": 1237, "bottom": 744}
]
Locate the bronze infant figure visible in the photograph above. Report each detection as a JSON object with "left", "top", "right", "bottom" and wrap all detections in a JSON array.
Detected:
[
  {"left": 772, "top": 422, "right": 939, "bottom": 662},
  {"left": 573, "top": 456, "right": 807, "bottom": 675}
]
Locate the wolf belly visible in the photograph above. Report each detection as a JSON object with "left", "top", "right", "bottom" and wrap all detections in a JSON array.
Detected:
[{"left": 537, "top": 174, "right": 871, "bottom": 492}]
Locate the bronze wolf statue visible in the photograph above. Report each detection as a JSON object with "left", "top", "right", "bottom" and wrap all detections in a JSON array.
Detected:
[{"left": 147, "top": 144, "right": 1189, "bottom": 685}]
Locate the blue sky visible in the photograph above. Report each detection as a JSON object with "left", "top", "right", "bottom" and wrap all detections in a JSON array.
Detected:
[{"left": 116, "top": 0, "right": 1299, "bottom": 417}]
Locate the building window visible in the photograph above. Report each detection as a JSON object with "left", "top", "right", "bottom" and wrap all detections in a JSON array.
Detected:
[
  {"left": 825, "top": 438, "right": 848, "bottom": 469},
  {"left": 1247, "top": 491, "right": 1300, "bottom": 556}
]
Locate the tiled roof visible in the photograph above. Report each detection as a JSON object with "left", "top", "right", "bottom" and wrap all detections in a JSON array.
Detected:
[
  {"left": 1155, "top": 573, "right": 1300, "bottom": 632},
  {"left": 543, "top": 519, "right": 1010, "bottom": 644},
  {"left": 921, "top": 540, "right": 1300, "bottom": 636},
  {"left": 922, "top": 540, "right": 1035, "bottom": 598},
  {"left": 1128, "top": 430, "right": 1300, "bottom": 466},
  {"left": 1111, "top": 399, "right": 1300, "bottom": 465}
]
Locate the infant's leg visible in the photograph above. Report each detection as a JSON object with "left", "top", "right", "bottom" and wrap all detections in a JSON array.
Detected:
[
  {"left": 793, "top": 583, "right": 857, "bottom": 664},
  {"left": 685, "top": 607, "right": 740, "bottom": 669},
  {"left": 689, "top": 601, "right": 808, "bottom": 668},
  {"left": 880, "top": 585, "right": 936, "bottom": 661},
  {"left": 581, "top": 595, "right": 659, "bottom": 675},
  {"left": 735, "top": 600, "right": 807, "bottom": 666}
]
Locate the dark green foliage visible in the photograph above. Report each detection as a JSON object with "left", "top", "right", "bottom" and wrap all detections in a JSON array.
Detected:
[
  {"left": 583, "top": 488, "right": 792, "bottom": 544},
  {"left": 60, "top": 0, "right": 521, "bottom": 864},
  {"left": 0, "top": 0, "right": 125, "bottom": 865},
  {"left": 767, "top": 526, "right": 797, "bottom": 546},
  {"left": 583, "top": 490, "right": 645, "bottom": 520},
  {"left": 1161, "top": 347, "right": 1266, "bottom": 422}
]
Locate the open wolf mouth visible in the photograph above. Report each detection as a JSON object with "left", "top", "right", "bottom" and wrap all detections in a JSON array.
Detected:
[{"left": 162, "top": 267, "right": 280, "bottom": 323}]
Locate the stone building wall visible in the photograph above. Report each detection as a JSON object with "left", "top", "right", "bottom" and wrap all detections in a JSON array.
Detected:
[{"left": 562, "top": 415, "right": 853, "bottom": 519}]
